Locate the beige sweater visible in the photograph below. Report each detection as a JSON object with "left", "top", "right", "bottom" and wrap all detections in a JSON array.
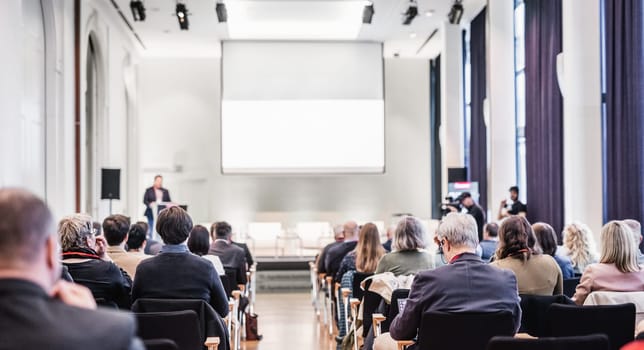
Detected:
[{"left": 492, "top": 254, "right": 563, "bottom": 295}]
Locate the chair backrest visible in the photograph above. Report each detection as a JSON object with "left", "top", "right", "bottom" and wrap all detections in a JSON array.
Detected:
[
  {"left": 562, "top": 278, "right": 580, "bottom": 298},
  {"left": 351, "top": 272, "right": 373, "bottom": 300},
  {"left": 132, "top": 298, "right": 229, "bottom": 350},
  {"left": 143, "top": 339, "right": 180, "bottom": 350},
  {"left": 95, "top": 297, "right": 118, "bottom": 309},
  {"left": 416, "top": 311, "right": 516, "bottom": 350},
  {"left": 135, "top": 310, "right": 202, "bottom": 350},
  {"left": 519, "top": 294, "right": 574, "bottom": 336},
  {"left": 220, "top": 275, "right": 233, "bottom": 297},
  {"left": 584, "top": 291, "right": 644, "bottom": 328},
  {"left": 487, "top": 334, "right": 610, "bottom": 350},
  {"left": 224, "top": 267, "right": 239, "bottom": 290},
  {"left": 546, "top": 303, "right": 636, "bottom": 350},
  {"left": 380, "top": 289, "right": 410, "bottom": 334},
  {"left": 361, "top": 279, "right": 383, "bottom": 337}
]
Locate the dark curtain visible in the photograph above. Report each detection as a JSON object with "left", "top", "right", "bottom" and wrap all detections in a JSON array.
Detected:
[
  {"left": 525, "top": 0, "right": 564, "bottom": 235},
  {"left": 430, "top": 56, "right": 443, "bottom": 219},
  {"left": 604, "top": 0, "right": 644, "bottom": 232},
  {"left": 469, "top": 8, "right": 487, "bottom": 212}
]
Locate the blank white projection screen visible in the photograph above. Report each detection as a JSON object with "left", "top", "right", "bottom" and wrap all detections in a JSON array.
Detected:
[{"left": 221, "top": 42, "right": 385, "bottom": 173}]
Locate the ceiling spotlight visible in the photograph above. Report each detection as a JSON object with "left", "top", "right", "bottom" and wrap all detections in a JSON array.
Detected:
[
  {"left": 402, "top": 0, "right": 418, "bottom": 25},
  {"left": 130, "top": 0, "right": 146, "bottom": 21},
  {"left": 175, "top": 2, "right": 189, "bottom": 30},
  {"left": 362, "top": 2, "right": 374, "bottom": 24},
  {"left": 424, "top": 10, "right": 434, "bottom": 17},
  {"left": 409, "top": 32, "right": 417, "bottom": 38},
  {"left": 448, "top": 0, "right": 464, "bottom": 25},
  {"left": 216, "top": 2, "right": 227, "bottom": 23}
]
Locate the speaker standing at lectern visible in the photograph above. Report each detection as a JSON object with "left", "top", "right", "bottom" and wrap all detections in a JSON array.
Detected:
[{"left": 143, "top": 175, "right": 171, "bottom": 236}]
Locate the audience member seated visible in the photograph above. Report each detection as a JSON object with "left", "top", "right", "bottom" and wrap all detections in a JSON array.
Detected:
[
  {"left": 208, "top": 221, "right": 247, "bottom": 286},
  {"left": 534, "top": 222, "right": 574, "bottom": 279},
  {"left": 104, "top": 214, "right": 149, "bottom": 279},
  {"left": 374, "top": 213, "right": 521, "bottom": 350},
  {"left": 188, "top": 225, "right": 225, "bottom": 275},
  {"left": 232, "top": 239, "right": 254, "bottom": 269},
  {"left": 335, "top": 223, "right": 386, "bottom": 282},
  {"left": 325, "top": 221, "right": 360, "bottom": 278},
  {"left": 573, "top": 220, "right": 644, "bottom": 305},
  {"left": 316, "top": 225, "right": 345, "bottom": 274},
  {"left": 59, "top": 214, "right": 132, "bottom": 309},
  {"left": 561, "top": 222, "right": 598, "bottom": 274},
  {"left": 492, "top": 216, "right": 563, "bottom": 295},
  {"left": 624, "top": 219, "right": 644, "bottom": 265},
  {"left": 375, "top": 216, "right": 433, "bottom": 275},
  {"left": 136, "top": 221, "right": 162, "bottom": 256},
  {"left": 382, "top": 225, "right": 394, "bottom": 252},
  {"left": 126, "top": 222, "right": 149, "bottom": 256},
  {"left": 132, "top": 207, "right": 229, "bottom": 318},
  {"left": 0, "top": 188, "right": 143, "bottom": 350},
  {"left": 480, "top": 222, "right": 499, "bottom": 261}
]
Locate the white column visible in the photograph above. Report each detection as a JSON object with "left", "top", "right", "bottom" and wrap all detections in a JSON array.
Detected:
[
  {"left": 440, "top": 22, "right": 464, "bottom": 195},
  {"left": 486, "top": 0, "right": 517, "bottom": 217},
  {"left": 562, "top": 0, "right": 603, "bottom": 237}
]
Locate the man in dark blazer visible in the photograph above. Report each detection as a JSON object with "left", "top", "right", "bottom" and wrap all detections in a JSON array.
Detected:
[
  {"left": 384, "top": 213, "right": 521, "bottom": 350},
  {"left": 209, "top": 221, "right": 247, "bottom": 286},
  {"left": 232, "top": 241, "right": 254, "bottom": 268},
  {"left": 143, "top": 175, "right": 172, "bottom": 236},
  {"left": 0, "top": 188, "right": 143, "bottom": 350},
  {"left": 133, "top": 207, "right": 229, "bottom": 318},
  {"left": 316, "top": 225, "right": 345, "bottom": 274},
  {"left": 324, "top": 221, "right": 359, "bottom": 278}
]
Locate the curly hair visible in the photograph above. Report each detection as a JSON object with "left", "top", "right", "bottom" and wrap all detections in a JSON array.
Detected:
[
  {"left": 563, "top": 222, "right": 598, "bottom": 271},
  {"left": 497, "top": 216, "right": 533, "bottom": 262},
  {"left": 58, "top": 214, "right": 94, "bottom": 252}
]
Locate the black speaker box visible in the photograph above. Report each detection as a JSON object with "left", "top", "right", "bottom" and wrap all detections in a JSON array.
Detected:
[{"left": 101, "top": 168, "right": 121, "bottom": 200}]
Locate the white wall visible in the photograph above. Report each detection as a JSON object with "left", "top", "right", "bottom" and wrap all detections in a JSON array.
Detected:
[{"left": 136, "top": 57, "right": 431, "bottom": 230}]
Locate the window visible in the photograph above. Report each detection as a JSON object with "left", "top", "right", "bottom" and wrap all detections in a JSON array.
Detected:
[
  {"left": 463, "top": 29, "right": 472, "bottom": 171},
  {"left": 514, "top": 0, "right": 527, "bottom": 203}
]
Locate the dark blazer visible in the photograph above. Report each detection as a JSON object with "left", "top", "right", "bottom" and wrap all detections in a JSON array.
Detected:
[
  {"left": 466, "top": 204, "right": 487, "bottom": 241},
  {"left": 0, "top": 278, "right": 143, "bottom": 350},
  {"left": 317, "top": 240, "right": 344, "bottom": 274},
  {"left": 389, "top": 253, "right": 522, "bottom": 341},
  {"left": 232, "top": 241, "right": 254, "bottom": 267},
  {"left": 382, "top": 239, "right": 393, "bottom": 252},
  {"left": 63, "top": 259, "right": 132, "bottom": 309},
  {"left": 143, "top": 187, "right": 171, "bottom": 218},
  {"left": 325, "top": 240, "right": 358, "bottom": 278},
  {"left": 209, "top": 240, "right": 247, "bottom": 285},
  {"left": 132, "top": 251, "right": 229, "bottom": 318}
]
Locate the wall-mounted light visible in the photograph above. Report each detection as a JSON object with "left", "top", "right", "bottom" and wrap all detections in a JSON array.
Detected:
[
  {"left": 130, "top": 0, "right": 146, "bottom": 21},
  {"left": 176, "top": 2, "right": 189, "bottom": 30},
  {"left": 448, "top": 0, "right": 464, "bottom": 25}
]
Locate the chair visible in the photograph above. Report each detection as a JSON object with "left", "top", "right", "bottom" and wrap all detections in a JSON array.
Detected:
[
  {"left": 73, "top": 278, "right": 130, "bottom": 309},
  {"left": 396, "top": 311, "right": 516, "bottom": 350},
  {"left": 143, "top": 339, "right": 179, "bottom": 350},
  {"left": 519, "top": 294, "right": 574, "bottom": 336},
  {"left": 487, "top": 334, "right": 610, "bottom": 350},
  {"left": 373, "top": 289, "right": 410, "bottom": 336},
  {"left": 361, "top": 279, "right": 384, "bottom": 338},
  {"left": 220, "top": 275, "right": 233, "bottom": 298},
  {"left": 584, "top": 291, "right": 644, "bottom": 328},
  {"left": 351, "top": 272, "right": 373, "bottom": 301},
  {"left": 563, "top": 278, "right": 580, "bottom": 298},
  {"left": 546, "top": 303, "right": 636, "bottom": 350},
  {"left": 132, "top": 298, "right": 230, "bottom": 350},
  {"left": 135, "top": 310, "right": 203, "bottom": 350},
  {"left": 95, "top": 297, "right": 118, "bottom": 309}
]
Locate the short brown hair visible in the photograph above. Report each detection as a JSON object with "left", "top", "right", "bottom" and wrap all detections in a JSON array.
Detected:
[
  {"left": 211, "top": 221, "right": 232, "bottom": 239},
  {"left": 0, "top": 188, "right": 53, "bottom": 265},
  {"left": 533, "top": 222, "right": 557, "bottom": 256},
  {"left": 103, "top": 214, "right": 131, "bottom": 246},
  {"left": 156, "top": 206, "right": 193, "bottom": 245}
]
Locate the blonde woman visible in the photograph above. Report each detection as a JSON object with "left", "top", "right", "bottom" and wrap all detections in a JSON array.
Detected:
[
  {"left": 562, "top": 222, "right": 598, "bottom": 274},
  {"left": 573, "top": 221, "right": 644, "bottom": 305},
  {"left": 335, "top": 223, "right": 386, "bottom": 281}
]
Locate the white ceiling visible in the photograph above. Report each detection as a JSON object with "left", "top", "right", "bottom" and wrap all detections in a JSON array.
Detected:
[{"left": 113, "top": 0, "right": 486, "bottom": 58}]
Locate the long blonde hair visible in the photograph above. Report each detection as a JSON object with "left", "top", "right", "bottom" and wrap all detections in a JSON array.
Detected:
[
  {"left": 563, "top": 222, "right": 598, "bottom": 271},
  {"left": 355, "top": 223, "right": 386, "bottom": 273},
  {"left": 600, "top": 221, "right": 640, "bottom": 273}
]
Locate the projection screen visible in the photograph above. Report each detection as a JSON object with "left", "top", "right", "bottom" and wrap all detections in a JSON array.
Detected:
[{"left": 221, "top": 41, "right": 384, "bottom": 174}]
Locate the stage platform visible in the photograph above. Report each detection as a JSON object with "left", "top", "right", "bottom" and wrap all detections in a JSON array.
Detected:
[
  {"left": 254, "top": 256, "right": 315, "bottom": 293},
  {"left": 255, "top": 256, "right": 316, "bottom": 271}
]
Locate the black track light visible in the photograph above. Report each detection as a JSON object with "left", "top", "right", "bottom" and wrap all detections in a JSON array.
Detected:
[
  {"left": 363, "top": 2, "right": 374, "bottom": 24},
  {"left": 448, "top": 0, "right": 464, "bottom": 25},
  {"left": 402, "top": 0, "right": 418, "bottom": 25},
  {"left": 176, "top": 2, "right": 189, "bottom": 30},
  {"left": 130, "top": 0, "right": 146, "bottom": 21},
  {"left": 216, "top": 3, "right": 228, "bottom": 23}
]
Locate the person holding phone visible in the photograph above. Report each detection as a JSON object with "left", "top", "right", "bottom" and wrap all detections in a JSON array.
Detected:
[{"left": 0, "top": 188, "right": 143, "bottom": 350}]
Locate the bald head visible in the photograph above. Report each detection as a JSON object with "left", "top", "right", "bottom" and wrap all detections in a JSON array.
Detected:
[
  {"left": 0, "top": 189, "right": 53, "bottom": 267},
  {"left": 343, "top": 221, "right": 359, "bottom": 240}
]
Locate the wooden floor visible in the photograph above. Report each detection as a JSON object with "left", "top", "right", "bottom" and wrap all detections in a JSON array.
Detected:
[{"left": 241, "top": 292, "right": 335, "bottom": 350}]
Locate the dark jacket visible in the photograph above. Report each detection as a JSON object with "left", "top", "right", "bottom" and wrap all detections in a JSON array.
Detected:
[
  {"left": 209, "top": 240, "right": 247, "bottom": 285},
  {"left": 232, "top": 241, "right": 254, "bottom": 267},
  {"left": 0, "top": 278, "right": 143, "bottom": 350},
  {"left": 465, "top": 204, "right": 486, "bottom": 242},
  {"left": 325, "top": 240, "right": 358, "bottom": 278},
  {"left": 383, "top": 239, "right": 393, "bottom": 253},
  {"left": 63, "top": 258, "right": 132, "bottom": 309},
  {"left": 132, "top": 249, "right": 229, "bottom": 318},
  {"left": 143, "top": 187, "right": 171, "bottom": 218},
  {"left": 389, "top": 253, "right": 522, "bottom": 341},
  {"left": 317, "top": 241, "right": 344, "bottom": 274}
]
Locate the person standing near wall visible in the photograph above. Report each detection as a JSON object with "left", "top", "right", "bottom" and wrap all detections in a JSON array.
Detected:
[{"left": 142, "top": 175, "right": 171, "bottom": 238}]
